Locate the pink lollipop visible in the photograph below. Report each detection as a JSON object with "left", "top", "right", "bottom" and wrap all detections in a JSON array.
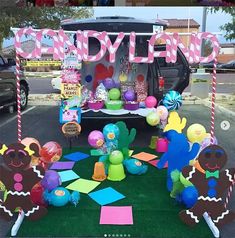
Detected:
[
  {"left": 88, "top": 130, "right": 104, "bottom": 148},
  {"left": 156, "top": 106, "right": 169, "bottom": 121}
]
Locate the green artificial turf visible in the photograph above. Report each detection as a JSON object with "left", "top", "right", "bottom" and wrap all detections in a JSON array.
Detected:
[{"left": 15, "top": 147, "right": 212, "bottom": 238}]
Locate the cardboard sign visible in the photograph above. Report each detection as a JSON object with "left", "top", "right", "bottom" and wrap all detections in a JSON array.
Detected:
[
  {"left": 62, "top": 96, "right": 82, "bottom": 109},
  {"left": 59, "top": 107, "right": 81, "bottom": 124},
  {"left": 63, "top": 55, "right": 81, "bottom": 69},
  {"left": 61, "top": 83, "right": 81, "bottom": 99},
  {"left": 26, "top": 61, "right": 61, "bottom": 67},
  {"left": 62, "top": 122, "right": 81, "bottom": 137},
  {"left": 61, "top": 69, "right": 81, "bottom": 84}
]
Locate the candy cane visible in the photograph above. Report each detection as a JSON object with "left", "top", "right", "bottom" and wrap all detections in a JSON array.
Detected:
[
  {"left": 16, "top": 53, "right": 22, "bottom": 143},
  {"left": 210, "top": 58, "right": 217, "bottom": 145},
  {"left": 225, "top": 176, "right": 235, "bottom": 209}
]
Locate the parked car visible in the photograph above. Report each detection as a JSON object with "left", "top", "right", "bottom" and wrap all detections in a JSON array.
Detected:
[
  {"left": 60, "top": 16, "right": 190, "bottom": 118},
  {"left": 198, "top": 61, "right": 222, "bottom": 72},
  {"left": 0, "top": 55, "right": 29, "bottom": 112},
  {"left": 218, "top": 60, "right": 235, "bottom": 71}
]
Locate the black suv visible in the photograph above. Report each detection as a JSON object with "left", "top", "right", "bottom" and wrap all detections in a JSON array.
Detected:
[
  {"left": 61, "top": 16, "right": 190, "bottom": 118},
  {"left": 0, "top": 55, "right": 29, "bottom": 112}
]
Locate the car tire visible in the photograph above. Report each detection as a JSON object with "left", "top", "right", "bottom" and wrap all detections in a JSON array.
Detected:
[{"left": 19, "top": 84, "right": 28, "bottom": 110}]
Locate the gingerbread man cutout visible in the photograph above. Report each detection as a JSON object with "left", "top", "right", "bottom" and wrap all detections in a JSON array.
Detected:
[
  {"left": 0, "top": 143, "right": 47, "bottom": 221},
  {"left": 179, "top": 145, "right": 235, "bottom": 227}
]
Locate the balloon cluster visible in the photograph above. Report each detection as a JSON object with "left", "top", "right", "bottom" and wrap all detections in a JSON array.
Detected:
[
  {"left": 21, "top": 138, "right": 76, "bottom": 208},
  {"left": 21, "top": 138, "right": 62, "bottom": 169},
  {"left": 88, "top": 123, "right": 120, "bottom": 154},
  {"left": 145, "top": 91, "right": 183, "bottom": 127},
  {"left": 146, "top": 105, "right": 169, "bottom": 127}
]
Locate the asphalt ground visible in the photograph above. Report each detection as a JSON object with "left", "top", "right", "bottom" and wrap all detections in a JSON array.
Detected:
[{"left": 0, "top": 104, "right": 235, "bottom": 237}]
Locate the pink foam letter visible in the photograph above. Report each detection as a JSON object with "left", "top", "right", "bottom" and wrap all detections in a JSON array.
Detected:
[
  {"left": 104, "top": 32, "right": 124, "bottom": 63},
  {"left": 14, "top": 28, "right": 41, "bottom": 59},
  {"left": 82, "top": 31, "right": 107, "bottom": 62}
]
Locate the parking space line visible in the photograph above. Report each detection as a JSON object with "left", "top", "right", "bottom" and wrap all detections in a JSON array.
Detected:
[{"left": 0, "top": 106, "right": 36, "bottom": 128}]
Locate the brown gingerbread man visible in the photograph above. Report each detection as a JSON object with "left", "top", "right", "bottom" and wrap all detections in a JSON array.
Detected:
[
  {"left": 0, "top": 143, "right": 47, "bottom": 221},
  {"left": 179, "top": 145, "right": 235, "bottom": 227}
]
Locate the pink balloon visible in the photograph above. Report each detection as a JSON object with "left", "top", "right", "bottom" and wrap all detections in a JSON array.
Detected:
[
  {"left": 156, "top": 106, "right": 168, "bottom": 121},
  {"left": 88, "top": 130, "right": 104, "bottom": 148},
  {"left": 145, "top": 96, "right": 157, "bottom": 108}
]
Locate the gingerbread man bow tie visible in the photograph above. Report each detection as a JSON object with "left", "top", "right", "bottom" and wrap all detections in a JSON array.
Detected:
[{"left": 206, "top": 170, "right": 219, "bottom": 179}]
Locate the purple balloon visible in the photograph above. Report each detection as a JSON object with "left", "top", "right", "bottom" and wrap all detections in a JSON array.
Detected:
[
  {"left": 88, "top": 130, "right": 104, "bottom": 148},
  {"left": 124, "top": 89, "right": 136, "bottom": 101},
  {"left": 41, "top": 170, "right": 61, "bottom": 192},
  {"left": 201, "top": 136, "right": 218, "bottom": 150},
  {"left": 103, "top": 78, "right": 116, "bottom": 90}
]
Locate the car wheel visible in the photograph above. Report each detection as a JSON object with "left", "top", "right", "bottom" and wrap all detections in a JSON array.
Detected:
[{"left": 20, "top": 84, "right": 28, "bottom": 110}]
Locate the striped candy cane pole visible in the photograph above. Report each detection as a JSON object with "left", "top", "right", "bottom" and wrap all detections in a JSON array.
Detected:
[
  {"left": 210, "top": 57, "right": 217, "bottom": 145},
  {"left": 16, "top": 53, "right": 22, "bottom": 143},
  {"left": 225, "top": 177, "right": 235, "bottom": 209}
]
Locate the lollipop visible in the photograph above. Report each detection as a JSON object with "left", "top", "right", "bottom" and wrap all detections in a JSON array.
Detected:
[
  {"left": 187, "top": 124, "right": 207, "bottom": 143},
  {"left": 201, "top": 133, "right": 218, "bottom": 150},
  {"left": 40, "top": 142, "right": 62, "bottom": 163},
  {"left": 88, "top": 130, "right": 105, "bottom": 148},
  {"left": 163, "top": 90, "right": 182, "bottom": 111},
  {"left": 156, "top": 105, "right": 168, "bottom": 121}
]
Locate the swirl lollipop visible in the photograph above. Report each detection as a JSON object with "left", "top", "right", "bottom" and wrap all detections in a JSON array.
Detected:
[{"left": 163, "top": 90, "right": 182, "bottom": 111}]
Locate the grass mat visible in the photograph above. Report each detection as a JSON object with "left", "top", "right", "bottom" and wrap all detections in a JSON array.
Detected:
[{"left": 15, "top": 147, "right": 212, "bottom": 238}]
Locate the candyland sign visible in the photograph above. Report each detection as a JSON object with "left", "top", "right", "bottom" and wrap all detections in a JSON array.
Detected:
[{"left": 14, "top": 28, "right": 220, "bottom": 64}]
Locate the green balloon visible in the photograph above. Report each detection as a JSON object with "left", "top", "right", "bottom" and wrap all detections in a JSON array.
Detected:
[
  {"left": 146, "top": 112, "right": 160, "bottom": 126},
  {"left": 109, "top": 88, "right": 121, "bottom": 100}
]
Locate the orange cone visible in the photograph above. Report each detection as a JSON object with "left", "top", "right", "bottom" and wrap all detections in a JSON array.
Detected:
[{"left": 92, "top": 162, "right": 107, "bottom": 181}]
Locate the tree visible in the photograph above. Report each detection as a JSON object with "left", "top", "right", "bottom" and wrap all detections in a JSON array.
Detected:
[
  {"left": 209, "top": 7, "right": 235, "bottom": 41},
  {"left": 0, "top": 7, "right": 94, "bottom": 50}
]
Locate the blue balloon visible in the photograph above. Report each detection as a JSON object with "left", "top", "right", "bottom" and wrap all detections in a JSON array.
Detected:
[
  {"left": 103, "top": 124, "right": 120, "bottom": 142},
  {"left": 85, "top": 75, "right": 93, "bottom": 83},
  {"left": 181, "top": 186, "right": 198, "bottom": 208},
  {"left": 163, "top": 90, "right": 182, "bottom": 111}
]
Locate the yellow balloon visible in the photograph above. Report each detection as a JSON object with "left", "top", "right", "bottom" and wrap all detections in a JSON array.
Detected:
[
  {"left": 187, "top": 124, "right": 207, "bottom": 143},
  {"left": 146, "top": 112, "right": 160, "bottom": 126},
  {"left": 119, "top": 73, "right": 128, "bottom": 83}
]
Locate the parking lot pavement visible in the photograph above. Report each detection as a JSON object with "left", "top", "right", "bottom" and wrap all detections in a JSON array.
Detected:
[{"left": 0, "top": 104, "right": 235, "bottom": 237}]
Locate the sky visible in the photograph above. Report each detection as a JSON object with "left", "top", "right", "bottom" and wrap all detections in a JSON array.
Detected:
[
  {"left": 94, "top": 7, "right": 232, "bottom": 43},
  {"left": 3, "top": 6, "right": 233, "bottom": 48}
]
